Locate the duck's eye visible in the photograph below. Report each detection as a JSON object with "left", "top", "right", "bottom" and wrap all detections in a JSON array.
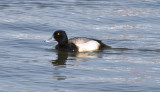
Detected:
[{"left": 57, "top": 33, "right": 60, "bottom": 35}]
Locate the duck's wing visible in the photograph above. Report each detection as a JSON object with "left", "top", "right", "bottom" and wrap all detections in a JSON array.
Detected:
[
  {"left": 68, "top": 37, "right": 101, "bottom": 52},
  {"left": 69, "top": 37, "right": 111, "bottom": 49},
  {"left": 68, "top": 37, "right": 92, "bottom": 44}
]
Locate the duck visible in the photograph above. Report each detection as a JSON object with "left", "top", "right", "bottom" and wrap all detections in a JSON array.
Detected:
[{"left": 46, "top": 30, "right": 111, "bottom": 52}]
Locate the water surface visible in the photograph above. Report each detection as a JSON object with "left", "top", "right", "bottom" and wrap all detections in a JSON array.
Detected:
[{"left": 0, "top": 0, "right": 160, "bottom": 92}]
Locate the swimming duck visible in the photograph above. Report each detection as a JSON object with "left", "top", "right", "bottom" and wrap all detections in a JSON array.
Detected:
[{"left": 46, "top": 30, "right": 110, "bottom": 52}]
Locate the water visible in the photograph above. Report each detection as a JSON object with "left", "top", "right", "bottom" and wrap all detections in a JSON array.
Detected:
[{"left": 0, "top": 0, "right": 160, "bottom": 92}]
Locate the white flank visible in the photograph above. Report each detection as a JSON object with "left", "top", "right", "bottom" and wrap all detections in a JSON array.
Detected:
[{"left": 76, "top": 40, "right": 100, "bottom": 52}]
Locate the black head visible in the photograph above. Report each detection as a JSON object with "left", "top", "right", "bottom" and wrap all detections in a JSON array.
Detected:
[{"left": 53, "top": 30, "right": 68, "bottom": 44}]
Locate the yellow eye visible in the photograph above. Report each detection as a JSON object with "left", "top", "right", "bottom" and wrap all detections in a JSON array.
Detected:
[{"left": 57, "top": 33, "right": 60, "bottom": 35}]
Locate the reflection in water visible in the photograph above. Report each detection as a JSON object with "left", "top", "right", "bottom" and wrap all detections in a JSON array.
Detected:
[
  {"left": 51, "top": 50, "right": 104, "bottom": 66},
  {"left": 51, "top": 47, "right": 158, "bottom": 66},
  {"left": 53, "top": 71, "right": 67, "bottom": 81},
  {"left": 51, "top": 50, "right": 68, "bottom": 66},
  {"left": 69, "top": 52, "right": 102, "bottom": 58},
  {"left": 51, "top": 48, "right": 134, "bottom": 66}
]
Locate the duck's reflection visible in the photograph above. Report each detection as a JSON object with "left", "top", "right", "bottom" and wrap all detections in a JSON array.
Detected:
[
  {"left": 51, "top": 47, "right": 132, "bottom": 66},
  {"left": 51, "top": 50, "right": 68, "bottom": 65},
  {"left": 51, "top": 50, "right": 103, "bottom": 66}
]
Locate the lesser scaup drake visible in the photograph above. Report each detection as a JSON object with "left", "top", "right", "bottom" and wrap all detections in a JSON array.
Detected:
[{"left": 46, "top": 30, "right": 110, "bottom": 52}]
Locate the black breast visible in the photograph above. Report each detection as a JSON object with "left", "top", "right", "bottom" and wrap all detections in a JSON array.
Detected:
[{"left": 55, "top": 43, "right": 78, "bottom": 52}]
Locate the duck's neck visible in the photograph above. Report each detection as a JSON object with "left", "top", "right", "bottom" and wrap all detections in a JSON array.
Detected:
[
  {"left": 58, "top": 41, "right": 69, "bottom": 50},
  {"left": 57, "top": 35, "right": 68, "bottom": 46},
  {"left": 58, "top": 40, "right": 68, "bottom": 46}
]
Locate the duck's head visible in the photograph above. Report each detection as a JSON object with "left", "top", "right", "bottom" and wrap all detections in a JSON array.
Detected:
[{"left": 53, "top": 30, "right": 68, "bottom": 44}]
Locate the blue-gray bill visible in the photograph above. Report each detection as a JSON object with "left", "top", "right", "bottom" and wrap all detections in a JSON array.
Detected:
[{"left": 45, "top": 36, "right": 55, "bottom": 42}]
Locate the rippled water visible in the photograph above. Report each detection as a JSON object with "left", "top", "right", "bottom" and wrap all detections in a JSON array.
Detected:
[{"left": 0, "top": 0, "right": 160, "bottom": 92}]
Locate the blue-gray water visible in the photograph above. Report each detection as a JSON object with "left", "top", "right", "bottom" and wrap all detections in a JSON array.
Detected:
[{"left": 0, "top": 0, "right": 160, "bottom": 92}]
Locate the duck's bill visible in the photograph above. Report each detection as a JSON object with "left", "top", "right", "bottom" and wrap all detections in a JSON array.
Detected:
[{"left": 45, "top": 37, "right": 55, "bottom": 42}]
